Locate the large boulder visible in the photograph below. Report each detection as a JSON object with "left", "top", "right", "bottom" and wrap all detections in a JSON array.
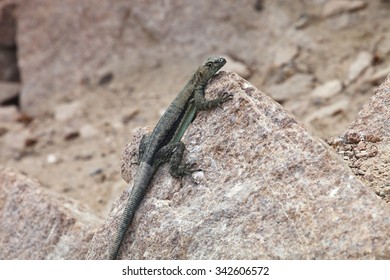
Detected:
[
  {"left": 0, "top": 167, "right": 101, "bottom": 259},
  {"left": 329, "top": 73, "right": 390, "bottom": 204},
  {"left": 87, "top": 72, "right": 390, "bottom": 259}
]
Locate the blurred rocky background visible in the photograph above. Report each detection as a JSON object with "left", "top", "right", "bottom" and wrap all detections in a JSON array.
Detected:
[{"left": 0, "top": 0, "right": 389, "bottom": 259}]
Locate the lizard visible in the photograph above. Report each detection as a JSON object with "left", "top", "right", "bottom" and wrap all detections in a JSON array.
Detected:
[{"left": 108, "top": 57, "right": 232, "bottom": 259}]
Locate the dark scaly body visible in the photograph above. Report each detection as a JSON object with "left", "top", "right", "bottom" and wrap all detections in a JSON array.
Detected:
[{"left": 108, "top": 57, "right": 231, "bottom": 259}]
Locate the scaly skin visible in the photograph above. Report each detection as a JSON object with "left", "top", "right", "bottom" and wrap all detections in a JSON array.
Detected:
[{"left": 108, "top": 57, "right": 232, "bottom": 259}]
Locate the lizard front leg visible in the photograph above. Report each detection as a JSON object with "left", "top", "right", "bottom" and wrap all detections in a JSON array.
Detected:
[{"left": 194, "top": 89, "right": 233, "bottom": 110}]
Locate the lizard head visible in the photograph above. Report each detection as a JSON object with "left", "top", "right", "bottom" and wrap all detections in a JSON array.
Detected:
[{"left": 199, "top": 57, "right": 226, "bottom": 80}]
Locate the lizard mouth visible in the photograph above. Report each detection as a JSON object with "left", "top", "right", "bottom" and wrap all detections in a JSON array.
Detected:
[{"left": 214, "top": 57, "right": 226, "bottom": 72}]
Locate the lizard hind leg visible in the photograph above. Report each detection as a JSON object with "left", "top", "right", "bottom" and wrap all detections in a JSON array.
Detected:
[
  {"left": 169, "top": 141, "right": 200, "bottom": 178},
  {"left": 155, "top": 141, "right": 199, "bottom": 178}
]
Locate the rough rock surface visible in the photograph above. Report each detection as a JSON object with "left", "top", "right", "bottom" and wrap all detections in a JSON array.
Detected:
[
  {"left": 0, "top": 167, "right": 101, "bottom": 259},
  {"left": 328, "top": 74, "right": 390, "bottom": 203},
  {"left": 87, "top": 72, "right": 390, "bottom": 260}
]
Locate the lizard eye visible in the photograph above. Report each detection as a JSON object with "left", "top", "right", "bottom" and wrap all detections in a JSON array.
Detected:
[{"left": 206, "top": 62, "right": 213, "bottom": 67}]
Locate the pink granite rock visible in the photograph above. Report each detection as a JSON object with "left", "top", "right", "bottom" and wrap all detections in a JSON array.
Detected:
[
  {"left": 329, "top": 73, "right": 390, "bottom": 204},
  {"left": 87, "top": 72, "right": 390, "bottom": 259},
  {"left": 0, "top": 167, "right": 101, "bottom": 259}
]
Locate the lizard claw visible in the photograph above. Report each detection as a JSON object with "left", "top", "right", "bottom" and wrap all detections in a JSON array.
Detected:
[
  {"left": 217, "top": 92, "right": 233, "bottom": 108},
  {"left": 221, "top": 91, "right": 233, "bottom": 101},
  {"left": 171, "top": 162, "right": 200, "bottom": 178},
  {"left": 184, "top": 162, "right": 200, "bottom": 173}
]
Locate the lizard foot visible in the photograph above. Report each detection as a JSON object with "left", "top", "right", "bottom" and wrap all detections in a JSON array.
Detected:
[
  {"left": 217, "top": 92, "right": 233, "bottom": 108},
  {"left": 170, "top": 162, "right": 201, "bottom": 178}
]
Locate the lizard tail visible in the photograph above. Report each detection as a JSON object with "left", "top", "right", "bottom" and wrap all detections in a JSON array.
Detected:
[
  {"left": 108, "top": 162, "right": 154, "bottom": 259},
  {"left": 108, "top": 192, "right": 139, "bottom": 259}
]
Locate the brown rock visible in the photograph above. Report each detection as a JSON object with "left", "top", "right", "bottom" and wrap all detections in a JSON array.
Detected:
[
  {"left": 266, "top": 73, "right": 314, "bottom": 102},
  {"left": 0, "top": 1, "right": 18, "bottom": 82},
  {"left": 273, "top": 44, "right": 299, "bottom": 67},
  {"left": 0, "top": 126, "right": 8, "bottom": 136},
  {"left": 347, "top": 51, "right": 373, "bottom": 83},
  {"left": 311, "top": 79, "right": 343, "bottom": 100},
  {"left": 305, "top": 99, "right": 349, "bottom": 123},
  {"left": 87, "top": 72, "right": 390, "bottom": 260},
  {"left": 80, "top": 124, "right": 99, "bottom": 138},
  {"left": 377, "top": 35, "right": 390, "bottom": 58},
  {"left": 0, "top": 1, "right": 17, "bottom": 47},
  {"left": 0, "top": 167, "right": 101, "bottom": 259},
  {"left": 1, "top": 128, "right": 34, "bottom": 151},
  {"left": 223, "top": 55, "right": 252, "bottom": 79},
  {"left": 63, "top": 127, "right": 80, "bottom": 141},
  {"left": 54, "top": 101, "right": 82, "bottom": 122},
  {"left": 365, "top": 66, "right": 390, "bottom": 85},
  {"left": 323, "top": 1, "right": 367, "bottom": 17},
  {"left": 0, "top": 105, "right": 19, "bottom": 122},
  {"left": 121, "top": 108, "right": 140, "bottom": 124},
  {"left": 0, "top": 81, "right": 20, "bottom": 104},
  {"left": 0, "top": 46, "right": 18, "bottom": 82}
]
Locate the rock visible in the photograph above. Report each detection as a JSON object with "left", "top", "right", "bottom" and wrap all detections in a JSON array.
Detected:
[
  {"left": 344, "top": 73, "right": 390, "bottom": 138},
  {"left": 323, "top": 1, "right": 367, "bottom": 17},
  {"left": 0, "top": 46, "right": 18, "bottom": 81},
  {"left": 294, "top": 13, "right": 313, "bottom": 29},
  {"left": 87, "top": 72, "right": 390, "bottom": 260},
  {"left": 266, "top": 73, "right": 314, "bottom": 102},
  {"left": 46, "top": 153, "right": 61, "bottom": 164},
  {"left": 253, "top": 0, "right": 263, "bottom": 11},
  {"left": 0, "top": 167, "right": 101, "bottom": 259},
  {"left": 1, "top": 128, "right": 35, "bottom": 151},
  {"left": 223, "top": 56, "right": 252, "bottom": 79},
  {"left": 305, "top": 99, "right": 349, "bottom": 123},
  {"left": 273, "top": 44, "right": 299, "bottom": 67},
  {"left": 0, "top": 1, "right": 18, "bottom": 82},
  {"left": 0, "top": 81, "right": 19, "bottom": 104},
  {"left": 0, "top": 1, "right": 17, "bottom": 47},
  {"left": 311, "top": 79, "right": 343, "bottom": 100},
  {"left": 0, "top": 126, "right": 8, "bottom": 136},
  {"left": 63, "top": 126, "right": 80, "bottom": 141},
  {"left": 365, "top": 66, "right": 390, "bottom": 84},
  {"left": 347, "top": 51, "right": 373, "bottom": 83},
  {"left": 331, "top": 74, "right": 390, "bottom": 204},
  {"left": 121, "top": 108, "right": 139, "bottom": 124},
  {"left": 98, "top": 72, "right": 114, "bottom": 86},
  {"left": 54, "top": 102, "right": 82, "bottom": 122},
  {"left": 0, "top": 105, "right": 19, "bottom": 122},
  {"left": 80, "top": 124, "right": 99, "bottom": 138},
  {"left": 376, "top": 35, "right": 390, "bottom": 58}
]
